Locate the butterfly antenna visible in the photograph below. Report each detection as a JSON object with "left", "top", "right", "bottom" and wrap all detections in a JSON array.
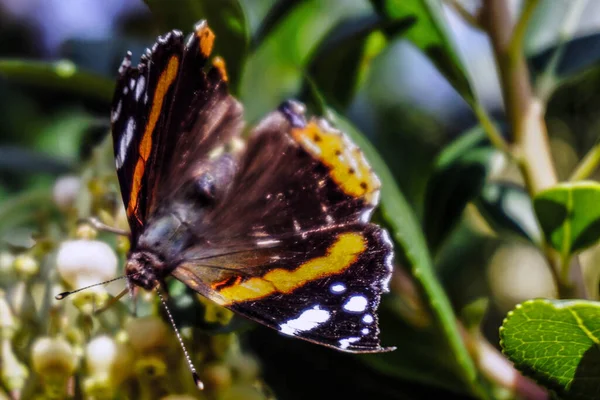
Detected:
[
  {"left": 55, "top": 275, "right": 129, "bottom": 300},
  {"left": 155, "top": 286, "right": 204, "bottom": 390}
]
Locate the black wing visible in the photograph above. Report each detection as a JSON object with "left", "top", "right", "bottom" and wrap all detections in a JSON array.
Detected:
[{"left": 110, "top": 21, "right": 243, "bottom": 240}]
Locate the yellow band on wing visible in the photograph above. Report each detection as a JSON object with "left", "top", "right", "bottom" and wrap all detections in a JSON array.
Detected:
[
  {"left": 219, "top": 232, "right": 366, "bottom": 305},
  {"left": 127, "top": 55, "right": 180, "bottom": 219},
  {"left": 291, "top": 122, "right": 380, "bottom": 205}
]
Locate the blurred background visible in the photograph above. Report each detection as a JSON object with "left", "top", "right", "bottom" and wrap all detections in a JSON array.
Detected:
[{"left": 2, "top": 0, "right": 600, "bottom": 399}]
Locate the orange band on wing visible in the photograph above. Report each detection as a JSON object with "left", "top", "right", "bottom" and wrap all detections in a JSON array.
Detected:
[
  {"left": 219, "top": 232, "right": 366, "bottom": 305},
  {"left": 127, "top": 55, "right": 180, "bottom": 218},
  {"left": 291, "top": 121, "right": 380, "bottom": 205}
]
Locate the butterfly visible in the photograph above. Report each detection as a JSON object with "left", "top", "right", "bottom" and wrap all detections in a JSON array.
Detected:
[{"left": 107, "top": 20, "right": 394, "bottom": 368}]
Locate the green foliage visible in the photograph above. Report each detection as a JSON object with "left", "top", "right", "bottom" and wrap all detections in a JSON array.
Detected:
[
  {"left": 534, "top": 181, "right": 600, "bottom": 257},
  {"left": 4, "top": 0, "right": 600, "bottom": 399},
  {"left": 371, "top": 0, "right": 477, "bottom": 105},
  {"left": 500, "top": 299, "right": 600, "bottom": 400}
]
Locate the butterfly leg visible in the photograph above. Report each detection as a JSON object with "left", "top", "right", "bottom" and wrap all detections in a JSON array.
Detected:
[{"left": 80, "top": 217, "right": 129, "bottom": 236}]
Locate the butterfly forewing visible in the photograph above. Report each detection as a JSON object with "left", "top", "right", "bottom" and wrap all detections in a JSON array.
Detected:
[{"left": 110, "top": 22, "right": 243, "bottom": 241}]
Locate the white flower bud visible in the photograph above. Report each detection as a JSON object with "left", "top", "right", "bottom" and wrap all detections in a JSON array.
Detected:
[
  {"left": 0, "top": 252, "right": 15, "bottom": 275},
  {"left": 56, "top": 240, "right": 117, "bottom": 289},
  {"left": 31, "top": 337, "right": 77, "bottom": 377},
  {"left": 84, "top": 335, "right": 133, "bottom": 391},
  {"left": 0, "top": 291, "right": 16, "bottom": 337},
  {"left": 2, "top": 338, "right": 28, "bottom": 393},
  {"left": 53, "top": 175, "right": 81, "bottom": 210},
  {"left": 13, "top": 254, "right": 38, "bottom": 277},
  {"left": 85, "top": 335, "right": 116, "bottom": 379},
  {"left": 125, "top": 317, "right": 169, "bottom": 353}
]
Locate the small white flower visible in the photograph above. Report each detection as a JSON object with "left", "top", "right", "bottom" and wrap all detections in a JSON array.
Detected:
[
  {"left": 85, "top": 335, "right": 117, "bottom": 378},
  {"left": 52, "top": 175, "right": 81, "bottom": 210},
  {"left": 56, "top": 240, "right": 118, "bottom": 288},
  {"left": 31, "top": 337, "right": 77, "bottom": 377}
]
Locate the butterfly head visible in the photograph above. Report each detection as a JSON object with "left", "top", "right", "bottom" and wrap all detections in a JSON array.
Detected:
[{"left": 125, "top": 251, "right": 164, "bottom": 290}]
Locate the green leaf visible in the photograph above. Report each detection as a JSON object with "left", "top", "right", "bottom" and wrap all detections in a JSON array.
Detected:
[
  {"left": 251, "top": 0, "right": 304, "bottom": 50},
  {"left": 534, "top": 181, "right": 600, "bottom": 257},
  {"left": 476, "top": 182, "right": 542, "bottom": 244},
  {"left": 0, "top": 59, "right": 114, "bottom": 102},
  {"left": 305, "top": 14, "right": 413, "bottom": 109},
  {"left": 371, "top": 0, "right": 477, "bottom": 105},
  {"left": 144, "top": 0, "right": 249, "bottom": 93},
  {"left": 500, "top": 299, "right": 600, "bottom": 400},
  {"left": 423, "top": 126, "right": 496, "bottom": 251},
  {"left": 325, "top": 109, "right": 486, "bottom": 398}
]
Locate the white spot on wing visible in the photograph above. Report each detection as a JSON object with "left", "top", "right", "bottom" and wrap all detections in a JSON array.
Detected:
[
  {"left": 123, "top": 86, "right": 129, "bottom": 95},
  {"left": 361, "top": 328, "right": 369, "bottom": 335},
  {"left": 111, "top": 100, "right": 122, "bottom": 123},
  {"left": 343, "top": 295, "right": 368, "bottom": 313},
  {"left": 339, "top": 337, "right": 360, "bottom": 350},
  {"left": 129, "top": 78, "right": 135, "bottom": 90},
  {"left": 362, "top": 314, "right": 374, "bottom": 324},
  {"left": 279, "top": 305, "right": 330, "bottom": 336},
  {"left": 330, "top": 283, "right": 346, "bottom": 294},
  {"left": 256, "top": 239, "right": 280, "bottom": 247},
  {"left": 116, "top": 118, "right": 135, "bottom": 169},
  {"left": 135, "top": 75, "right": 145, "bottom": 101}
]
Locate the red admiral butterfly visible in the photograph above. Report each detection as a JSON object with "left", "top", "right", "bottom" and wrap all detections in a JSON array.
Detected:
[{"left": 59, "top": 20, "right": 394, "bottom": 389}]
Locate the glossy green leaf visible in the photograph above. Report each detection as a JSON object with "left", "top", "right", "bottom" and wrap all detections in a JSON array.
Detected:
[
  {"left": 501, "top": 299, "right": 600, "bottom": 400},
  {"left": 325, "top": 109, "right": 486, "bottom": 397},
  {"left": 305, "top": 14, "right": 413, "bottom": 109},
  {"left": 476, "top": 182, "right": 542, "bottom": 244},
  {"left": 534, "top": 181, "right": 600, "bottom": 257},
  {"left": 424, "top": 126, "right": 496, "bottom": 251},
  {"left": 371, "top": 0, "right": 477, "bottom": 105},
  {"left": 0, "top": 59, "right": 114, "bottom": 102},
  {"left": 144, "top": 0, "right": 249, "bottom": 93}
]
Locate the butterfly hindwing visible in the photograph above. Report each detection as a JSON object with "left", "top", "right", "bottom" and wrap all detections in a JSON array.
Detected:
[
  {"left": 172, "top": 223, "right": 394, "bottom": 352},
  {"left": 168, "top": 102, "right": 394, "bottom": 352}
]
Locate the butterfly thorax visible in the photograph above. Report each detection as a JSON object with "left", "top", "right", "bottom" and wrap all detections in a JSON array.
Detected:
[{"left": 126, "top": 209, "right": 200, "bottom": 290}]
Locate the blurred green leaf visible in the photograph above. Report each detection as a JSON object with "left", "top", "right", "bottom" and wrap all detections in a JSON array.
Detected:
[
  {"left": 424, "top": 126, "right": 496, "bottom": 251},
  {"left": 325, "top": 109, "right": 486, "bottom": 397},
  {"left": 251, "top": 0, "right": 303, "bottom": 50},
  {"left": 144, "top": 0, "right": 249, "bottom": 93},
  {"left": 500, "top": 299, "right": 600, "bottom": 400},
  {"left": 305, "top": 14, "right": 413, "bottom": 109},
  {"left": 476, "top": 182, "right": 542, "bottom": 244},
  {"left": 0, "top": 147, "right": 72, "bottom": 174},
  {"left": 534, "top": 181, "right": 600, "bottom": 257},
  {"left": 0, "top": 59, "right": 114, "bottom": 102},
  {"left": 371, "top": 0, "right": 477, "bottom": 105}
]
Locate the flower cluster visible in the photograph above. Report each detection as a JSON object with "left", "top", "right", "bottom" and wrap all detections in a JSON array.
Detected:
[{"left": 0, "top": 146, "right": 266, "bottom": 399}]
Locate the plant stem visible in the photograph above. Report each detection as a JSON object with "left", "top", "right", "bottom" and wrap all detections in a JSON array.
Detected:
[
  {"left": 472, "top": 103, "right": 509, "bottom": 154},
  {"left": 479, "top": 0, "right": 591, "bottom": 299},
  {"left": 458, "top": 323, "right": 549, "bottom": 400},
  {"left": 445, "top": 0, "right": 481, "bottom": 29},
  {"left": 570, "top": 143, "right": 600, "bottom": 181},
  {"left": 508, "top": 0, "right": 540, "bottom": 61}
]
